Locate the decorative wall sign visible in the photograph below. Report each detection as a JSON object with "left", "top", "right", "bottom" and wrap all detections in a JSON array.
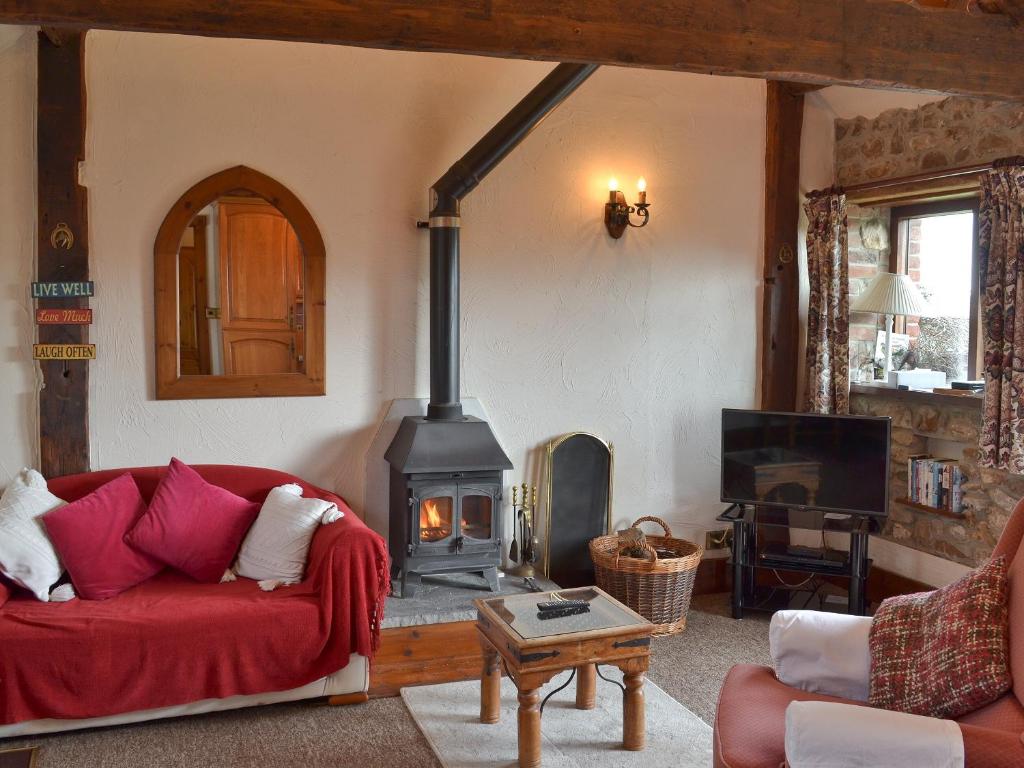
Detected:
[
  {"left": 35, "top": 308, "right": 93, "bottom": 325},
  {"left": 33, "top": 344, "right": 96, "bottom": 360},
  {"left": 49, "top": 222, "right": 75, "bottom": 250},
  {"left": 31, "top": 281, "right": 94, "bottom": 298}
]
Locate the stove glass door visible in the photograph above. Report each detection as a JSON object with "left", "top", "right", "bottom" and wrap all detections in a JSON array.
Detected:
[
  {"left": 460, "top": 488, "right": 493, "bottom": 541},
  {"left": 419, "top": 495, "right": 454, "bottom": 543}
]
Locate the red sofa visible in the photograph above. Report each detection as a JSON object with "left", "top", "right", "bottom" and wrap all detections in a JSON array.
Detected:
[
  {"left": 0, "top": 465, "right": 390, "bottom": 738},
  {"left": 713, "top": 497, "right": 1024, "bottom": 767}
]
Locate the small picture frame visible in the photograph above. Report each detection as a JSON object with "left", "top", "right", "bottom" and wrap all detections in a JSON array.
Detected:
[{"left": 874, "top": 330, "right": 911, "bottom": 376}]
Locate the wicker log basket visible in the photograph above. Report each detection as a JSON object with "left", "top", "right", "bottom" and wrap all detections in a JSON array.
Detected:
[{"left": 589, "top": 516, "right": 703, "bottom": 636}]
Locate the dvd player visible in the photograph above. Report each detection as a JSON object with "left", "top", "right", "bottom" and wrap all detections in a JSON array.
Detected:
[{"left": 759, "top": 544, "right": 847, "bottom": 571}]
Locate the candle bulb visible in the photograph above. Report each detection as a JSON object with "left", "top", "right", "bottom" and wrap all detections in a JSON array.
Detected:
[
  {"left": 637, "top": 177, "right": 647, "bottom": 205},
  {"left": 608, "top": 177, "right": 619, "bottom": 203}
]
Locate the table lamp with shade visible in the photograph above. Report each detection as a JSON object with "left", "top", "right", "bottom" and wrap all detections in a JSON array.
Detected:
[{"left": 851, "top": 272, "right": 931, "bottom": 382}]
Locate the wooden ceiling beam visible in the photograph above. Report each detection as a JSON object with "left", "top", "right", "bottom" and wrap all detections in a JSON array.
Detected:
[{"left": 0, "top": 0, "right": 1022, "bottom": 99}]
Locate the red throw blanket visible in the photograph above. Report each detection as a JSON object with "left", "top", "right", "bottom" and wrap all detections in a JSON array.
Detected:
[{"left": 0, "top": 466, "right": 389, "bottom": 726}]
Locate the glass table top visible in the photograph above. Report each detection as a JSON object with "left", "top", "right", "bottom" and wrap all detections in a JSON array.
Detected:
[{"left": 478, "top": 587, "right": 647, "bottom": 641}]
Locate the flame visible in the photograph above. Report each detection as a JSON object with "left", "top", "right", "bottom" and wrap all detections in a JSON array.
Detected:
[{"left": 422, "top": 499, "right": 443, "bottom": 530}]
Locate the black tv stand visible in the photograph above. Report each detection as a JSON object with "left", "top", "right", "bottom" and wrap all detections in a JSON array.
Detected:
[{"left": 716, "top": 505, "right": 879, "bottom": 618}]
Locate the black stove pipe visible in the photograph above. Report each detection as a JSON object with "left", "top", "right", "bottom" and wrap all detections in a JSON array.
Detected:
[{"left": 426, "top": 62, "right": 599, "bottom": 421}]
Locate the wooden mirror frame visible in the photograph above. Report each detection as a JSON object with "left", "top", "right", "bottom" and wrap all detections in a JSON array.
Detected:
[{"left": 155, "top": 165, "right": 326, "bottom": 399}]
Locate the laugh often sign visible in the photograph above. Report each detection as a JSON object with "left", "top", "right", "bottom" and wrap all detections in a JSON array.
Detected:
[{"left": 32, "top": 344, "right": 96, "bottom": 360}]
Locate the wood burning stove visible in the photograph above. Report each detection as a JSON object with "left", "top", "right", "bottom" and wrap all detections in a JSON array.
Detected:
[
  {"left": 386, "top": 463, "right": 505, "bottom": 598},
  {"left": 384, "top": 62, "right": 597, "bottom": 598},
  {"left": 386, "top": 416, "right": 512, "bottom": 598}
]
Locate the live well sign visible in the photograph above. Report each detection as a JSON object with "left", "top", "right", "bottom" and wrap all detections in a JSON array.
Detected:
[{"left": 31, "top": 281, "right": 94, "bottom": 298}]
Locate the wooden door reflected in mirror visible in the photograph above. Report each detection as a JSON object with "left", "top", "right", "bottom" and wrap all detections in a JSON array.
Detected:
[
  {"left": 155, "top": 167, "right": 325, "bottom": 399},
  {"left": 177, "top": 197, "right": 304, "bottom": 376}
]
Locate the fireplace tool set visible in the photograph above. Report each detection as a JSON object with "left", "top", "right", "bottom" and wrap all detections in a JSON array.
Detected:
[{"left": 508, "top": 483, "right": 539, "bottom": 578}]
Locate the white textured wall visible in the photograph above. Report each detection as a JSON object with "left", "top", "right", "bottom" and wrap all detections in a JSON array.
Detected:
[
  {"left": 0, "top": 26, "right": 38, "bottom": 479},
  {"left": 80, "top": 32, "right": 765, "bottom": 538}
]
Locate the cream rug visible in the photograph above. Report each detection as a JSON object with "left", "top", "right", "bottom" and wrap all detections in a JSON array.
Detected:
[{"left": 401, "top": 667, "right": 713, "bottom": 768}]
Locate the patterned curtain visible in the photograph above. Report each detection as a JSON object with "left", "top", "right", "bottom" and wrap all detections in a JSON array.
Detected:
[
  {"left": 803, "top": 192, "right": 850, "bottom": 415},
  {"left": 979, "top": 162, "right": 1024, "bottom": 473}
]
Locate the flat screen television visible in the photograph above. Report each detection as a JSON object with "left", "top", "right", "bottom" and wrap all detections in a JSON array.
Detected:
[{"left": 721, "top": 409, "right": 891, "bottom": 517}]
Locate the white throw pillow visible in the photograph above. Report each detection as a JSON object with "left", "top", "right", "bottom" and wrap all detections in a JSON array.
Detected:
[
  {"left": 770, "top": 610, "right": 873, "bottom": 701},
  {"left": 0, "top": 468, "right": 67, "bottom": 601},
  {"left": 234, "top": 483, "right": 342, "bottom": 584}
]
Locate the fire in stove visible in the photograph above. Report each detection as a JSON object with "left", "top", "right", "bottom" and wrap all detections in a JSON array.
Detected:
[{"left": 419, "top": 497, "right": 452, "bottom": 542}]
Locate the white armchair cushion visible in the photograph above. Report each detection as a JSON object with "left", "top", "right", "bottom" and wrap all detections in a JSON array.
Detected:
[
  {"left": 770, "top": 609, "right": 872, "bottom": 701},
  {"left": 785, "top": 701, "right": 964, "bottom": 768}
]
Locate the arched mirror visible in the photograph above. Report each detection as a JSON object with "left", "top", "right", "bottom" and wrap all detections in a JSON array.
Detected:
[{"left": 154, "top": 166, "right": 325, "bottom": 399}]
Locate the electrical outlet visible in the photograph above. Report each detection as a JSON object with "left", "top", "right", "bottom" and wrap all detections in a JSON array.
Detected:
[{"left": 705, "top": 528, "right": 733, "bottom": 550}]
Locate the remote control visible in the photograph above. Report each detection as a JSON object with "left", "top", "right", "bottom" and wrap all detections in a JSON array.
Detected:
[
  {"left": 536, "top": 604, "right": 590, "bottom": 620},
  {"left": 537, "top": 599, "right": 588, "bottom": 612}
]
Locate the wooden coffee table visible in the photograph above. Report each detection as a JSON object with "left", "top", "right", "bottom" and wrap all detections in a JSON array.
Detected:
[{"left": 474, "top": 586, "right": 654, "bottom": 768}]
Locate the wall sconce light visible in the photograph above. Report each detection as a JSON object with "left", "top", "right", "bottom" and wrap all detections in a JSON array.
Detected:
[{"left": 604, "top": 177, "right": 651, "bottom": 239}]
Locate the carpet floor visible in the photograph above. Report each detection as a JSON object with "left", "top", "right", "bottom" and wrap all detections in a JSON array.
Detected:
[{"left": 2, "top": 594, "right": 770, "bottom": 767}]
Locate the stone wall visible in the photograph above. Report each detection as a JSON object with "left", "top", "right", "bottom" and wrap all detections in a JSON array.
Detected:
[
  {"left": 847, "top": 204, "right": 890, "bottom": 379},
  {"left": 850, "top": 391, "right": 1020, "bottom": 567},
  {"left": 835, "top": 98, "right": 1024, "bottom": 186}
]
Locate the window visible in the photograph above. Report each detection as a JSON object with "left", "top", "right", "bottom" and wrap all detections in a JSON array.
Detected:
[{"left": 889, "top": 198, "right": 981, "bottom": 381}]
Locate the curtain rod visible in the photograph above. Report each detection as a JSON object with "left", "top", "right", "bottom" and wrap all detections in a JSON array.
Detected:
[{"left": 807, "top": 155, "right": 1024, "bottom": 199}]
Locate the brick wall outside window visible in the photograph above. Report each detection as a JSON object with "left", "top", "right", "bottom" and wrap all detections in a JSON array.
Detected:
[{"left": 848, "top": 204, "right": 890, "bottom": 379}]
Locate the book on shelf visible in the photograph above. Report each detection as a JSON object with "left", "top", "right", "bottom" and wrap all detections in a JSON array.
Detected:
[{"left": 906, "top": 455, "right": 965, "bottom": 514}]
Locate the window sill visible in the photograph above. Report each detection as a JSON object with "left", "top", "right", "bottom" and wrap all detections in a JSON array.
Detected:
[{"left": 850, "top": 382, "right": 982, "bottom": 409}]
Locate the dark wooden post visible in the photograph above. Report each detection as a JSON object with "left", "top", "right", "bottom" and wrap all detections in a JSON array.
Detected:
[
  {"left": 37, "top": 30, "right": 90, "bottom": 477},
  {"left": 760, "top": 81, "right": 814, "bottom": 412}
]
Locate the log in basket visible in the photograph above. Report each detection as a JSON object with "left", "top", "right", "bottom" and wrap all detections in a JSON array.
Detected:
[{"left": 589, "top": 516, "right": 703, "bottom": 636}]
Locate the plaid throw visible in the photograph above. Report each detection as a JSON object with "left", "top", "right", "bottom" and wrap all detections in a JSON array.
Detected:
[{"left": 869, "top": 556, "right": 1011, "bottom": 719}]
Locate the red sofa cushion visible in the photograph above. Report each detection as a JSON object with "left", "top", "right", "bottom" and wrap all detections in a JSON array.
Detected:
[
  {"left": 126, "top": 458, "right": 259, "bottom": 583},
  {"left": 0, "top": 578, "right": 9, "bottom": 610},
  {"left": 42, "top": 473, "right": 163, "bottom": 600},
  {"left": 869, "top": 557, "right": 1011, "bottom": 719}
]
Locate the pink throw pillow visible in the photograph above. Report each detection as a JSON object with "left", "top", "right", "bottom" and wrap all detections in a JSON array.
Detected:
[
  {"left": 869, "top": 556, "right": 1011, "bottom": 719},
  {"left": 42, "top": 473, "right": 163, "bottom": 600},
  {"left": 125, "top": 458, "right": 259, "bottom": 583}
]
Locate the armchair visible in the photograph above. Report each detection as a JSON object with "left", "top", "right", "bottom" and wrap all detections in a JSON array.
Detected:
[{"left": 713, "top": 497, "right": 1024, "bottom": 768}]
